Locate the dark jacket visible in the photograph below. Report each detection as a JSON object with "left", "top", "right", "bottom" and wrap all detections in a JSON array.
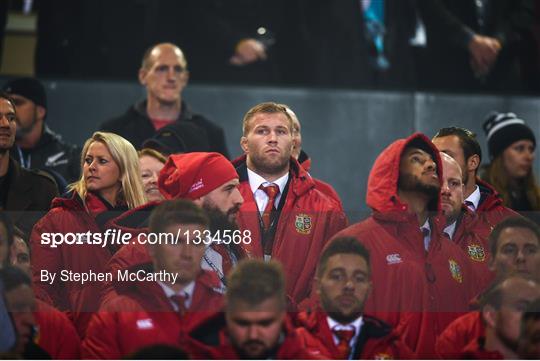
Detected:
[
  {"left": 13, "top": 125, "right": 81, "bottom": 184},
  {"left": 2, "top": 157, "right": 58, "bottom": 235},
  {"left": 99, "top": 100, "right": 229, "bottom": 158}
]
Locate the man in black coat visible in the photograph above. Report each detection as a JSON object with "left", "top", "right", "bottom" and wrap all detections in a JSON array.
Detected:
[
  {"left": 0, "top": 93, "right": 58, "bottom": 235},
  {"left": 99, "top": 43, "right": 229, "bottom": 158}
]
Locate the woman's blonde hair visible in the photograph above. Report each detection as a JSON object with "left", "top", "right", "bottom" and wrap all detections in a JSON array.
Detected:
[
  {"left": 138, "top": 148, "right": 167, "bottom": 164},
  {"left": 69, "top": 132, "right": 146, "bottom": 209},
  {"left": 484, "top": 155, "right": 540, "bottom": 210}
]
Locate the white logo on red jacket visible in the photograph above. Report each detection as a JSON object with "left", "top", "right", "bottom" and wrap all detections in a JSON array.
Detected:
[
  {"left": 136, "top": 319, "right": 154, "bottom": 329},
  {"left": 386, "top": 253, "right": 403, "bottom": 265},
  {"left": 189, "top": 178, "right": 204, "bottom": 193}
]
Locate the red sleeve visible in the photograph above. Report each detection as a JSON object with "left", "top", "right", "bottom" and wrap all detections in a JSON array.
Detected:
[
  {"left": 35, "top": 301, "right": 81, "bottom": 359},
  {"left": 81, "top": 311, "right": 122, "bottom": 360}
]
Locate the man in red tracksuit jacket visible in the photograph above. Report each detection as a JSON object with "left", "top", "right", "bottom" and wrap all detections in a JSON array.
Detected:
[
  {"left": 439, "top": 152, "right": 495, "bottom": 291},
  {"left": 183, "top": 259, "right": 328, "bottom": 359},
  {"left": 82, "top": 200, "right": 224, "bottom": 359},
  {"left": 330, "top": 132, "right": 475, "bottom": 357},
  {"left": 459, "top": 275, "right": 540, "bottom": 359},
  {"left": 234, "top": 102, "right": 347, "bottom": 305},
  {"left": 100, "top": 152, "right": 246, "bottom": 306},
  {"left": 436, "top": 215, "right": 540, "bottom": 357},
  {"left": 284, "top": 104, "right": 344, "bottom": 210},
  {"left": 295, "top": 237, "right": 414, "bottom": 359},
  {"left": 432, "top": 127, "right": 517, "bottom": 228}
]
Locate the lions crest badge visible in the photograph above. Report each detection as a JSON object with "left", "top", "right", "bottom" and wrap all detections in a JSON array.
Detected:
[
  {"left": 448, "top": 259, "right": 463, "bottom": 283},
  {"left": 467, "top": 244, "right": 486, "bottom": 262},
  {"left": 294, "top": 214, "right": 312, "bottom": 234}
]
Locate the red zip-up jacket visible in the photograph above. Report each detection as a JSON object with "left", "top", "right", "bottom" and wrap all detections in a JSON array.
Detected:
[
  {"left": 299, "top": 150, "right": 344, "bottom": 211},
  {"left": 475, "top": 179, "right": 519, "bottom": 227},
  {"left": 82, "top": 270, "right": 224, "bottom": 359},
  {"left": 435, "top": 311, "right": 484, "bottom": 358},
  {"left": 35, "top": 299, "right": 81, "bottom": 359},
  {"left": 330, "top": 133, "right": 475, "bottom": 357},
  {"left": 182, "top": 311, "right": 329, "bottom": 359},
  {"left": 30, "top": 192, "right": 122, "bottom": 337},
  {"left": 233, "top": 155, "right": 347, "bottom": 304},
  {"left": 295, "top": 309, "right": 415, "bottom": 359}
]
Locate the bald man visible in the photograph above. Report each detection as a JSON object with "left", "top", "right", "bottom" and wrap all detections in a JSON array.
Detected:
[{"left": 100, "top": 42, "right": 229, "bottom": 157}]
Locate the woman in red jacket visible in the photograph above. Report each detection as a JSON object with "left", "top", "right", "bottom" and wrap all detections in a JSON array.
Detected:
[{"left": 30, "top": 131, "right": 146, "bottom": 337}]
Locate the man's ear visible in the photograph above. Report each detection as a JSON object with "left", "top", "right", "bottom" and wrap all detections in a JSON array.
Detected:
[
  {"left": 138, "top": 68, "right": 148, "bottom": 85},
  {"left": 36, "top": 105, "right": 46, "bottom": 121},
  {"left": 467, "top": 154, "right": 480, "bottom": 174},
  {"left": 240, "top": 136, "right": 249, "bottom": 153}
]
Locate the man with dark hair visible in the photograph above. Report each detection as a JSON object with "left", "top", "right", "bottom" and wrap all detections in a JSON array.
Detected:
[
  {"left": 437, "top": 215, "right": 540, "bottom": 357},
  {"left": 295, "top": 237, "right": 413, "bottom": 359},
  {"left": 234, "top": 102, "right": 347, "bottom": 304},
  {"left": 329, "top": 133, "right": 474, "bottom": 356},
  {"left": 460, "top": 276, "right": 540, "bottom": 359},
  {"left": 433, "top": 127, "right": 517, "bottom": 224},
  {"left": 0, "top": 93, "right": 58, "bottom": 235},
  {"left": 2, "top": 77, "right": 80, "bottom": 184},
  {"left": 184, "top": 259, "right": 326, "bottom": 359},
  {"left": 518, "top": 298, "right": 540, "bottom": 359},
  {"left": 99, "top": 43, "right": 228, "bottom": 157},
  {"left": 83, "top": 200, "right": 224, "bottom": 359}
]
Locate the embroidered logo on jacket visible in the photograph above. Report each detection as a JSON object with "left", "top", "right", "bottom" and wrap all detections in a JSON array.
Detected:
[
  {"left": 448, "top": 259, "right": 463, "bottom": 283},
  {"left": 374, "top": 353, "right": 393, "bottom": 360},
  {"left": 294, "top": 214, "right": 312, "bottom": 234},
  {"left": 467, "top": 244, "right": 486, "bottom": 262},
  {"left": 136, "top": 318, "right": 154, "bottom": 329},
  {"left": 386, "top": 253, "right": 403, "bottom": 265}
]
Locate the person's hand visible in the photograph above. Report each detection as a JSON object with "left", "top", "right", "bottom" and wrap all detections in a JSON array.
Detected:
[
  {"left": 229, "top": 39, "right": 267, "bottom": 66},
  {"left": 468, "top": 35, "right": 501, "bottom": 77}
]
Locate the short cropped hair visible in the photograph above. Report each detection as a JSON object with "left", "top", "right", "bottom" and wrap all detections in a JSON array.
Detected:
[
  {"left": 141, "top": 43, "right": 188, "bottom": 70},
  {"left": 226, "top": 259, "right": 286, "bottom": 310},
  {"left": 489, "top": 216, "right": 540, "bottom": 256},
  {"left": 433, "top": 127, "right": 482, "bottom": 166},
  {"left": 0, "top": 92, "right": 16, "bottom": 114},
  {"left": 242, "top": 102, "right": 294, "bottom": 136},
  {"left": 317, "top": 237, "right": 371, "bottom": 278},
  {"left": 149, "top": 199, "right": 209, "bottom": 234}
]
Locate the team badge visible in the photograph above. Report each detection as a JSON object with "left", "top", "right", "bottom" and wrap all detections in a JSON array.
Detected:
[
  {"left": 467, "top": 244, "right": 486, "bottom": 262},
  {"left": 374, "top": 353, "right": 393, "bottom": 360},
  {"left": 294, "top": 214, "right": 312, "bottom": 234},
  {"left": 448, "top": 259, "right": 463, "bottom": 283}
]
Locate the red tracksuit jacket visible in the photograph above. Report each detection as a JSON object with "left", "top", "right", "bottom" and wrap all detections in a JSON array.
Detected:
[
  {"left": 82, "top": 270, "right": 224, "bottom": 359},
  {"left": 31, "top": 192, "right": 120, "bottom": 337},
  {"left": 182, "top": 312, "right": 329, "bottom": 359},
  {"left": 295, "top": 309, "right": 415, "bottom": 359},
  {"left": 475, "top": 179, "right": 519, "bottom": 227},
  {"left": 435, "top": 311, "right": 485, "bottom": 358},
  {"left": 330, "top": 133, "right": 475, "bottom": 357},
  {"left": 233, "top": 155, "right": 347, "bottom": 304},
  {"left": 299, "top": 150, "right": 344, "bottom": 211},
  {"left": 35, "top": 299, "right": 81, "bottom": 359}
]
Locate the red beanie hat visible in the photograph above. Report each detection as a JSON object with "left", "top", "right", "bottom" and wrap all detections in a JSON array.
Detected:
[{"left": 158, "top": 152, "right": 238, "bottom": 200}]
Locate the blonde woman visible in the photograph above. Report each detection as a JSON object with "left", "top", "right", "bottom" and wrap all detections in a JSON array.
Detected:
[
  {"left": 30, "top": 132, "right": 145, "bottom": 336},
  {"left": 138, "top": 148, "right": 167, "bottom": 202}
]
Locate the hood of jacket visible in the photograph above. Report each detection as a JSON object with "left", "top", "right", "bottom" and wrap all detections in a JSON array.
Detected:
[{"left": 366, "top": 132, "right": 443, "bottom": 216}]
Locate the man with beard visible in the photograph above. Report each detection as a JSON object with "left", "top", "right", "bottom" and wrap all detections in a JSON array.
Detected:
[
  {"left": 436, "top": 215, "right": 540, "bottom": 357},
  {"left": 233, "top": 102, "right": 347, "bottom": 305},
  {"left": 100, "top": 43, "right": 228, "bottom": 157},
  {"left": 0, "top": 93, "right": 57, "bottom": 235},
  {"left": 2, "top": 78, "right": 80, "bottom": 184},
  {"left": 328, "top": 133, "right": 474, "bottom": 357},
  {"left": 432, "top": 127, "right": 517, "bottom": 227},
  {"left": 184, "top": 259, "right": 326, "bottom": 359},
  {"left": 101, "top": 152, "right": 245, "bottom": 306},
  {"left": 295, "top": 237, "right": 413, "bottom": 359},
  {"left": 460, "top": 275, "right": 540, "bottom": 359},
  {"left": 440, "top": 152, "right": 494, "bottom": 290}
]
